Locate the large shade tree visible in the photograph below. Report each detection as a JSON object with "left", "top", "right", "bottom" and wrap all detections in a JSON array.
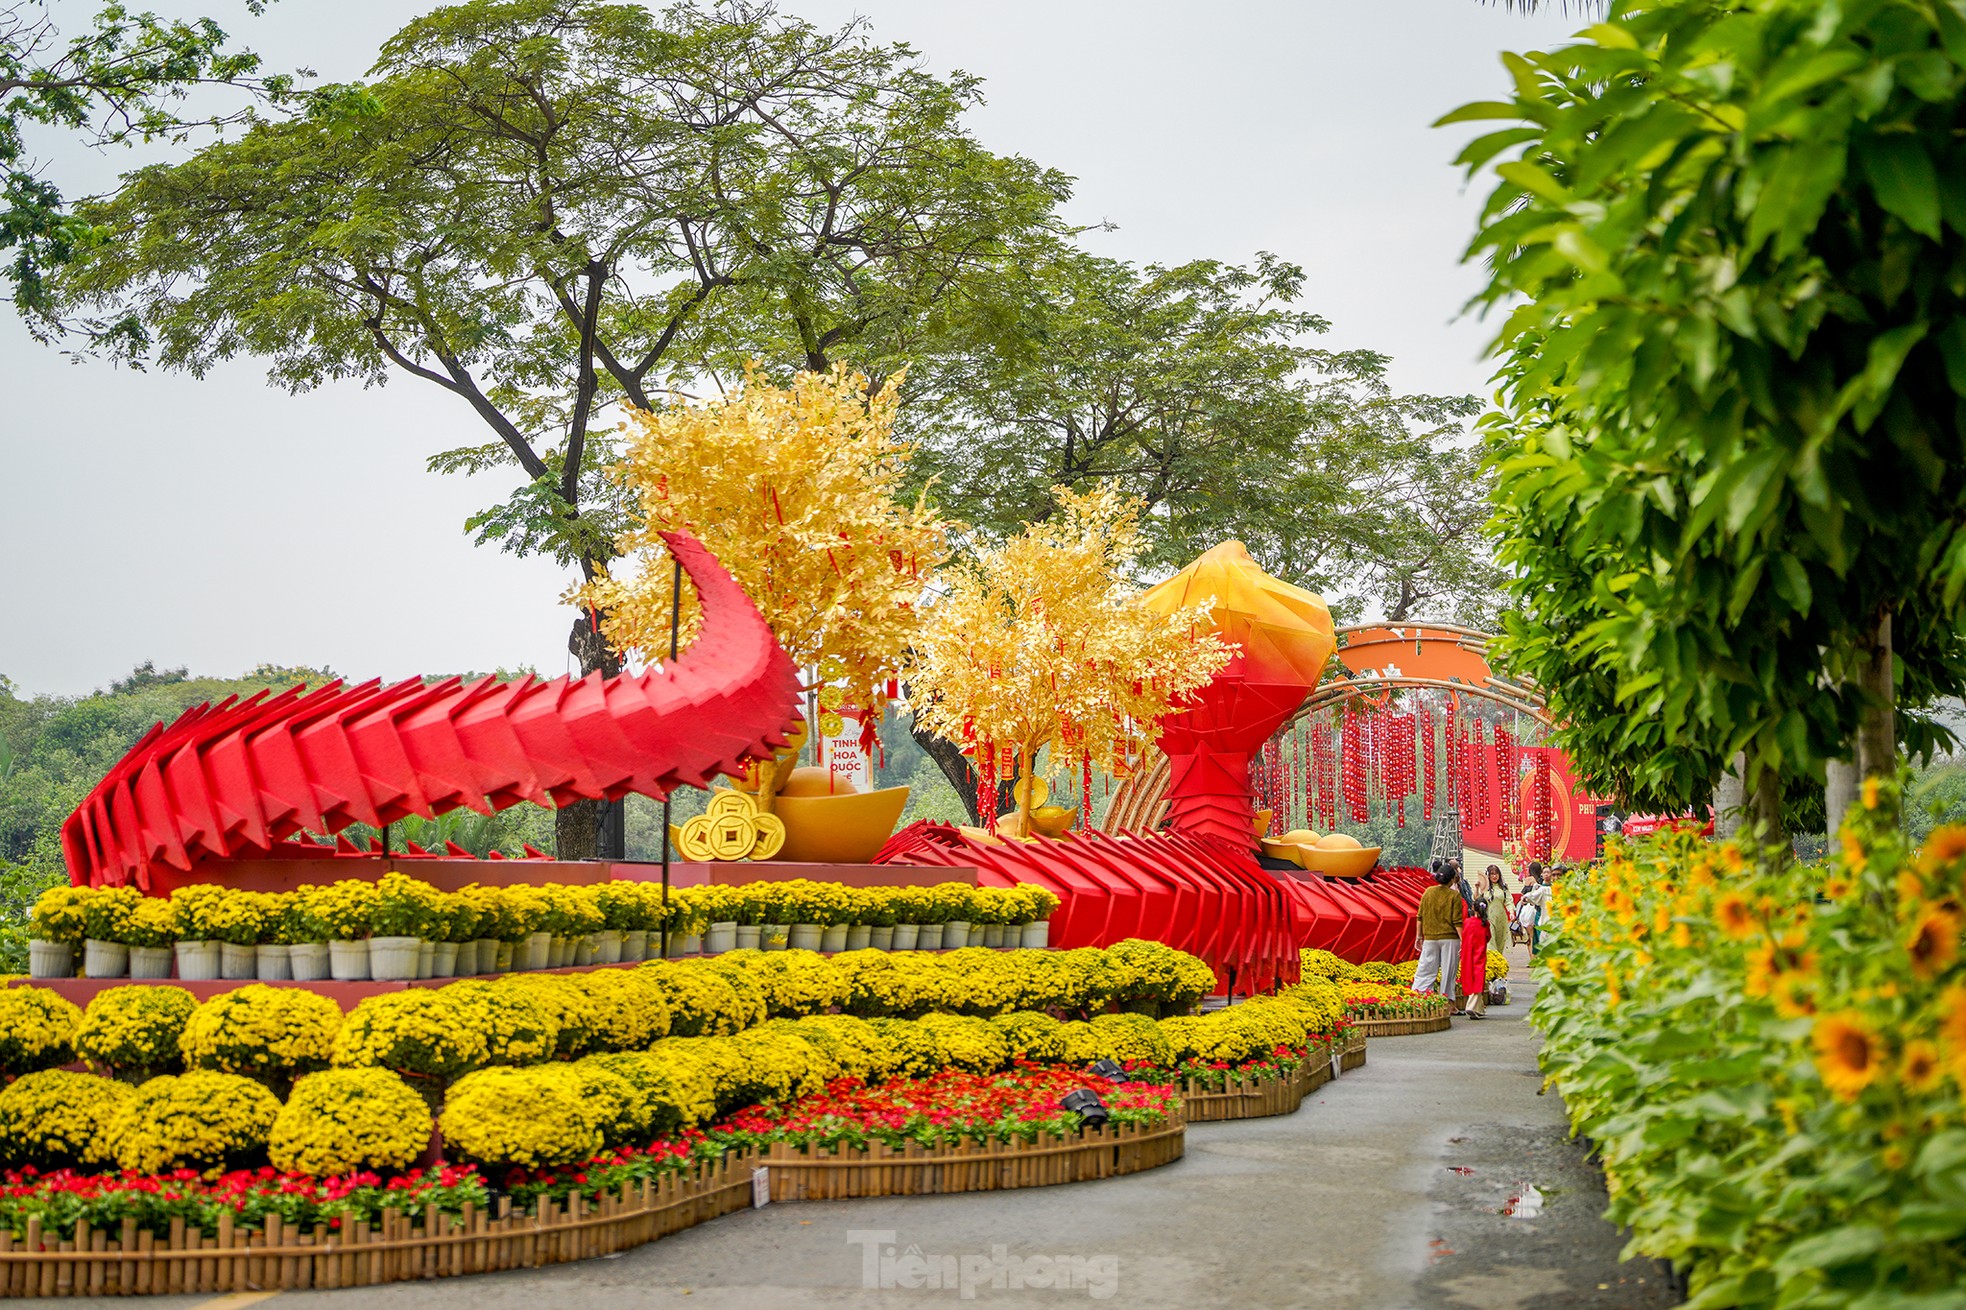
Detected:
[
  {"left": 1455, "top": 0, "right": 1966, "bottom": 830},
  {"left": 908, "top": 249, "right": 1498, "bottom": 625},
  {"left": 48, "top": 0, "right": 1069, "bottom": 856}
]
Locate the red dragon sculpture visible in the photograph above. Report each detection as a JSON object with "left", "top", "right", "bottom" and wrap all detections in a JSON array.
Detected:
[{"left": 62, "top": 531, "right": 802, "bottom": 890}]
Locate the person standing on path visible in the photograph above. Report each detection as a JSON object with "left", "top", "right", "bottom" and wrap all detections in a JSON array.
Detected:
[
  {"left": 1517, "top": 864, "right": 1551, "bottom": 954},
  {"left": 1480, "top": 864, "right": 1512, "bottom": 947},
  {"left": 1411, "top": 863, "right": 1464, "bottom": 1003},
  {"left": 1458, "top": 885, "right": 1492, "bottom": 1017}
]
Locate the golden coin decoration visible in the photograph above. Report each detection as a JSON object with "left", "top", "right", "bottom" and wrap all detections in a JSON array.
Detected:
[{"left": 673, "top": 788, "right": 787, "bottom": 861}]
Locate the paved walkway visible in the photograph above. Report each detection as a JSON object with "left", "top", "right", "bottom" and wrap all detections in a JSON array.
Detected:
[{"left": 81, "top": 948, "right": 1678, "bottom": 1310}]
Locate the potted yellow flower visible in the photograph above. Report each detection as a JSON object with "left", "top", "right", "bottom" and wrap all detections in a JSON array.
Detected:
[
  {"left": 865, "top": 887, "right": 898, "bottom": 950},
  {"left": 369, "top": 873, "right": 436, "bottom": 980},
  {"left": 499, "top": 884, "right": 553, "bottom": 970},
  {"left": 123, "top": 898, "right": 178, "bottom": 979},
  {"left": 696, "top": 884, "right": 739, "bottom": 955},
  {"left": 81, "top": 885, "right": 142, "bottom": 979},
  {"left": 914, "top": 885, "right": 952, "bottom": 951},
  {"left": 939, "top": 884, "right": 975, "bottom": 950},
  {"left": 168, "top": 884, "right": 227, "bottom": 981},
  {"left": 27, "top": 886, "right": 90, "bottom": 978},
  {"left": 308, "top": 880, "right": 378, "bottom": 981},
  {"left": 284, "top": 891, "right": 331, "bottom": 981},
  {"left": 786, "top": 880, "right": 825, "bottom": 951},
  {"left": 1018, "top": 886, "right": 1060, "bottom": 948},
  {"left": 889, "top": 887, "right": 921, "bottom": 951},
  {"left": 819, "top": 884, "right": 853, "bottom": 953},
  {"left": 208, "top": 889, "right": 270, "bottom": 979}
]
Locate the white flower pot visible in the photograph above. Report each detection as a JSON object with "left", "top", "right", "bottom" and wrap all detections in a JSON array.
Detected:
[
  {"left": 416, "top": 940, "right": 435, "bottom": 979},
  {"left": 28, "top": 940, "right": 74, "bottom": 979},
  {"left": 891, "top": 924, "right": 919, "bottom": 950},
  {"left": 621, "top": 930, "right": 648, "bottom": 963},
  {"left": 289, "top": 942, "right": 331, "bottom": 981},
  {"left": 433, "top": 941, "right": 460, "bottom": 978},
  {"left": 870, "top": 925, "right": 894, "bottom": 950},
  {"left": 474, "top": 938, "right": 501, "bottom": 973},
  {"left": 255, "top": 943, "right": 292, "bottom": 981},
  {"left": 917, "top": 923, "right": 945, "bottom": 951},
  {"left": 495, "top": 941, "right": 515, "bottom": 973},
  {"left": 846, "top": 925, "right": 872, "bottom": 951},
  {"left": 83, "top": 938, "right": 129, "bottom": 979},
  {"left": 759, "top": 924, "right": 788, "bottom": 951},
  {"left": 820, "top": 925, "right": 849, "bottom": 953},
  {"left": 941, "top": 921, "right": 971, "bottom": 949},
  {"left": 369, "top": 935, "right": 421, "bottom": 981},
  {"left": 129, "top": 945, "right": 174, "bottom": 979},
  {"left": 789, "top": 923, "right": 823, "bottom": 951},
  {"left": 176, "top": 939, "right": 223, "bottom": 981},
  {"left": 736, "top": 925, "right": 762, "bottom": 950},
  {"left": 595, "top": 929, "right": 623, "bottom": 964},
  {"left": 982, "top": 924, "right": 1005, "bottom": 948},
  {"left": 219, "top": 942, "right": 257, "bottom": 980},
  {"left": 1021, "top": 921, "right": 1051, "bottom": 949},
  {"left": 668, "top": 933, "right": 702, "bottom": 957},
  {"left": 329, "top": 939, "right": 370, "bottom": 981},
  {"left": 704, "top": 922, "right": 738, "bottom": 954},
  {"left": 546, "top": 936, "right": 570, "bottom": 969},
  {"left": 524, "top": 931, "right": 552, "bottom": 971},
  {"left": 574, "top": 934, "right": 601, "bottom": 966}
]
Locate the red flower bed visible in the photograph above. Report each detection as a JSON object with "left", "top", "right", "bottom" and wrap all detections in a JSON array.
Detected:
[{"left": 713, "top": 1062, "right": 1177, "bottom": 1152}]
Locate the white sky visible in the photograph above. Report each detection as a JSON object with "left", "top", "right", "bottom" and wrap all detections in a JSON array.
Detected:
[{"left": 0, "top": 0, "right": 1581, "bottom": 698}]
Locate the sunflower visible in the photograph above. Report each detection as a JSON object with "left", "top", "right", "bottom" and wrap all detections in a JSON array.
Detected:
[
  {"left": 1771, "top": 973, "right": 1817, "bottom": 1019},
  {"left": 1671, "top": 922, "right": 1693, "bottom": 950},
  {"left": 1822, "top": 874, "right": 1854, "bottom": 901},
  {"left": 1721, "top": 845, "right": 1746, "bottom": 874},
  {"left": 1652, "top": 903, "right": 1672, "bottom": 937},
  {"left": 1863, "top": 777, "right": 1882, "bottom": 810},
  {"left": 1603, "top": 965, "right": 1622, "bottom": 1009},
  {"left": 1901, "top": 1039, "right": 1945, "bottom": 1095},
  {"left": 1842, "top": 830, "right": 1868, "bottom": 874},
  {"left": 1715, "top": 892, "right": 1758, "bottom": 941},
  {"left": 1745, "top": 943, "right": 1778, "bottom": 998},
  {"left": 1938, "top": 987, "right": 1966, "bottom": 1060},
  {"left": 1812, "top": 1011, "right": 1882, "bottom": 1103},
  {"left": 1920, "top": 824, "right": 1966, "bottom": 876},
  {"left": 1906, "top": 906, "right": 1962, "bottom": 982}
]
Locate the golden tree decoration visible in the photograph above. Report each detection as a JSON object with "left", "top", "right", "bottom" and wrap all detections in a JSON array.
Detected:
[
  {"left": 905, "top": 485, "right": 1231, "bottom": 835},
  {"left": 578, "top": 363, "right": 949, "bottom": 811}
]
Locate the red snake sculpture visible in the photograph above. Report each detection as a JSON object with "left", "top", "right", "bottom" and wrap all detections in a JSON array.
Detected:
[{"left": 62, "top": 531, "right": 802, "bottom": 889}]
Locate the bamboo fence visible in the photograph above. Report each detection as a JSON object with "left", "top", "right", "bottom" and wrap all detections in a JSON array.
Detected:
[
  {"left": 1353, "top": 1013, "right": 1453, "bottom": 1037},
  {"left": 1340, "top": 1028, "right": 1368, "bottom": 1071},
  {"left": 761, "top": 1117, "right": 1186, "bottom": 1203},
  {"left": 0, "top": 1152, "right": 757, "bottom": 1298},
  {"left": 1180, "top": 1044, "right": 1334, "bottom": 1122}
]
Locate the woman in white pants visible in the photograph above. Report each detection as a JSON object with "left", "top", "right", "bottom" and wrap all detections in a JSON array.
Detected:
[{"left": 1411, "top": 862, "right": 1464, "bottom": 1001}]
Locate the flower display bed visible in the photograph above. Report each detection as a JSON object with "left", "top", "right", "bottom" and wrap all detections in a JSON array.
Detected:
[
  {"left": 0, "top": 1153, "right": 759, "bottom": 1296},
  {"left": 760, "top": 1120, "right": 1184, "bottom": 1202},
  {"left": 1339, "top": 1029, "right": 1367, "bottom": 1071},
  {"left": 1352, "top": 1013, "right": 1451, "bottom": 1038},
  {"left": 1179, "top": 1044, "right": 1333, "bottom": 1122}
]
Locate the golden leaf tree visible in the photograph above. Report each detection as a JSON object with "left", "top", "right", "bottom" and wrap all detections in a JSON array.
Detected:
[
  {"left": 905, "top": 485, "right": 1232, "bottom": 833},
  {"left": 580, "top": 364, "right": 949, "bottom": 811}
]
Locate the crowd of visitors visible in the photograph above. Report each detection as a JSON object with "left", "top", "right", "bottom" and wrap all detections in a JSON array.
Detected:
[{"left": 1409, "top": 856, "right": 1565, "bottom": 1016}]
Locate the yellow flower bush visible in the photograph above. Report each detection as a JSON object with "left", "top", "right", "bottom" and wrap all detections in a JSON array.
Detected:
[
  {"left": 0, "top": 985, "right": 82, "bottom": 1077},
  {"left": 28, "top": 886, "right": 92, "bottom": 945},
  {"left": 568, "top": 970, "right": 672, "bottom": 1049},
  {"left": 562, "top": 1060, "right": 645, "bottom": 1148},
  {"left": 734, "top": 948, "right": 852, "bottom": 1016},
  {"left": 300, "top": 881, "right": 376, "bottom": 941},
  {"left": 865, "top": 1018, "right": 945, "bottom": 1078},
  {"left": 916, "top": 1014, "right": 1011, "bottom": 1072},
  {"left": 582, "top": 1051, "right": 716, "bottom": 1134},
  {"left": 1299, "top": 947, "right": 1360, "bottom": 981},
  {"left": 0, "top": 1069, "right": 131, "bottom": 1170},
  {"left": 1486, "top": 949, "right": 1509, "bottom": 982},
  {"left": 81, "top": 885, "right": 142, "bottom": 944},
  {"left": 440, "top": 1066, "right": 601, "bottom": 1168},
  {"left": 1104, "top": 938, "right": 1217, "bottom": 1014},
  {"left": 269, "top": 1068, "right": 432, "bottom": 1176},
  {"left": 794, "top": 1015, "right": 897, "bottom": 1081},
  {"left": 693, "top": 959, "right": 770, "bottom": 1029},
  {"left": 107, "top": 1071, "right": 280, "bottom": 1174},
  {"left": 990, "top": 1010, "right": 1067, "bottom": 1062},
  {"left": 728, "top": 1026, "right": 835, "bottom": 1100},
  {"left": 331, "top": 991, "right": 486, "bottom": 1080},
  {"left": 75, "top": 984, "right": 196, "bottom": 1079},
  {"left": 636, "top": 962, "right": 745, "bottom": 1036},
  {"left": 123, "top": 898, "right": 179, "bottom": 949},
  {"left": 181, "top": 985, "right": 343, "bottom": 1087},
  {"left": 1357, "top": 959, "right": 1418, "bottom": 986},
  {"left": 443, "top": 980, "right": 558, "bottom": 1065},
  {"left": 1060, "top": 1012, "right": 1172, "bottom": 1066},
  {"left": 650, "top": 1036, "right": 754, "bottom": 1115},
  {"left": 1277, "top": 977, "right": 1345, "bottom": 1033},
  {"left": 496, "top": 975, "right": 597, "bottom": 1058}
]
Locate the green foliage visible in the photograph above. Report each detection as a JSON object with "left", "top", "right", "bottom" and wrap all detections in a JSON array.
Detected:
[
  {"left": 1452, "top": 0, "right": 1966, "bottom": 808},
  {"left": 1, "top": 0, "right": 291, "bottom": 327},
  {"left": 909, "top": 249, "right": 1501, "bottom": 625},
  {"left": 52, "top": 0, "right": 1071, "bottom": 581},
  {"left": 1534, "top": 792, "right": 1966, "bottom": 1309}
]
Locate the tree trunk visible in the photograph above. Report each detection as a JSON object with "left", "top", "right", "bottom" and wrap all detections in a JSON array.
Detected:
[
  {"left": 1713, "top": 752, "right": 1748, "bottom": 841},
  {"left": 1856, "top": 608, "right": 1895, "bottom": 781},
  {"left": 1746, "top": 763, "right": 1785, "bottom": 861},
  {"left": 1824, "top": 758, "right": 1858, "bottom": 844},
  {"left": 557, "top": 610, "right": 625, "bottom": 860},
  {"left": 911, "top": 722, "right": 979, "bottom": 824}
]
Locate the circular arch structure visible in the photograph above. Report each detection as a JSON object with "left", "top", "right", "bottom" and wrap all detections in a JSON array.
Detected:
[{"left": 1102, "top": 622, "right": 1560, "bottom": 836}]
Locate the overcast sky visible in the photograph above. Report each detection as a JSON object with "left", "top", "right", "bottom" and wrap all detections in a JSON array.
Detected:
[{"left": 0, "top": 0, "right": 1581, "bottom": 699}]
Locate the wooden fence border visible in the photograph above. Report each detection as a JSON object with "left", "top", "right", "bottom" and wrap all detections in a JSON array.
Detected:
[
  {"left": 1179, "top": 1045, "right": 1333, "bottom": 1122},
  {"left": 1340, "top": 1028, "right": 1368, "bottom": 1071},
  {"left": 0, "top": 1152, "right": 758, "bottom": 1298},
  {"left": 1353, "top": 1013, "right": 1453, "bottom": 1038},
  {"left": 762, "top": 1117, "right": 1186, "bottom": 1202}
]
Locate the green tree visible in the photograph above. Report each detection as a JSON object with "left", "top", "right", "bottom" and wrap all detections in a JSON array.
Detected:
[
  {"left": 3, "top": 0, "right": 291, "bottom": 328},
  {"left": 1452, "top": 0, "right": 1966, "bottom": 830},
  {"left": 49, "top": 0, "right": 1069, "bottom": 855},
  {"left": 909, "top": 249, "right": 1497, "bottom": 622}
]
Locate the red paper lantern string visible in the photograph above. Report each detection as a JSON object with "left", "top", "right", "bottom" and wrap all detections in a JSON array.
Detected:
[
  {"left": 1497, "top": 726, "right": 1521, "bottom": 847},
  {"left": 1420, "top": 701, "right": 1436, "bottom": 821},
  {"left": 1527, "top": 750, "right": 1555, "bottom": 861}
]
